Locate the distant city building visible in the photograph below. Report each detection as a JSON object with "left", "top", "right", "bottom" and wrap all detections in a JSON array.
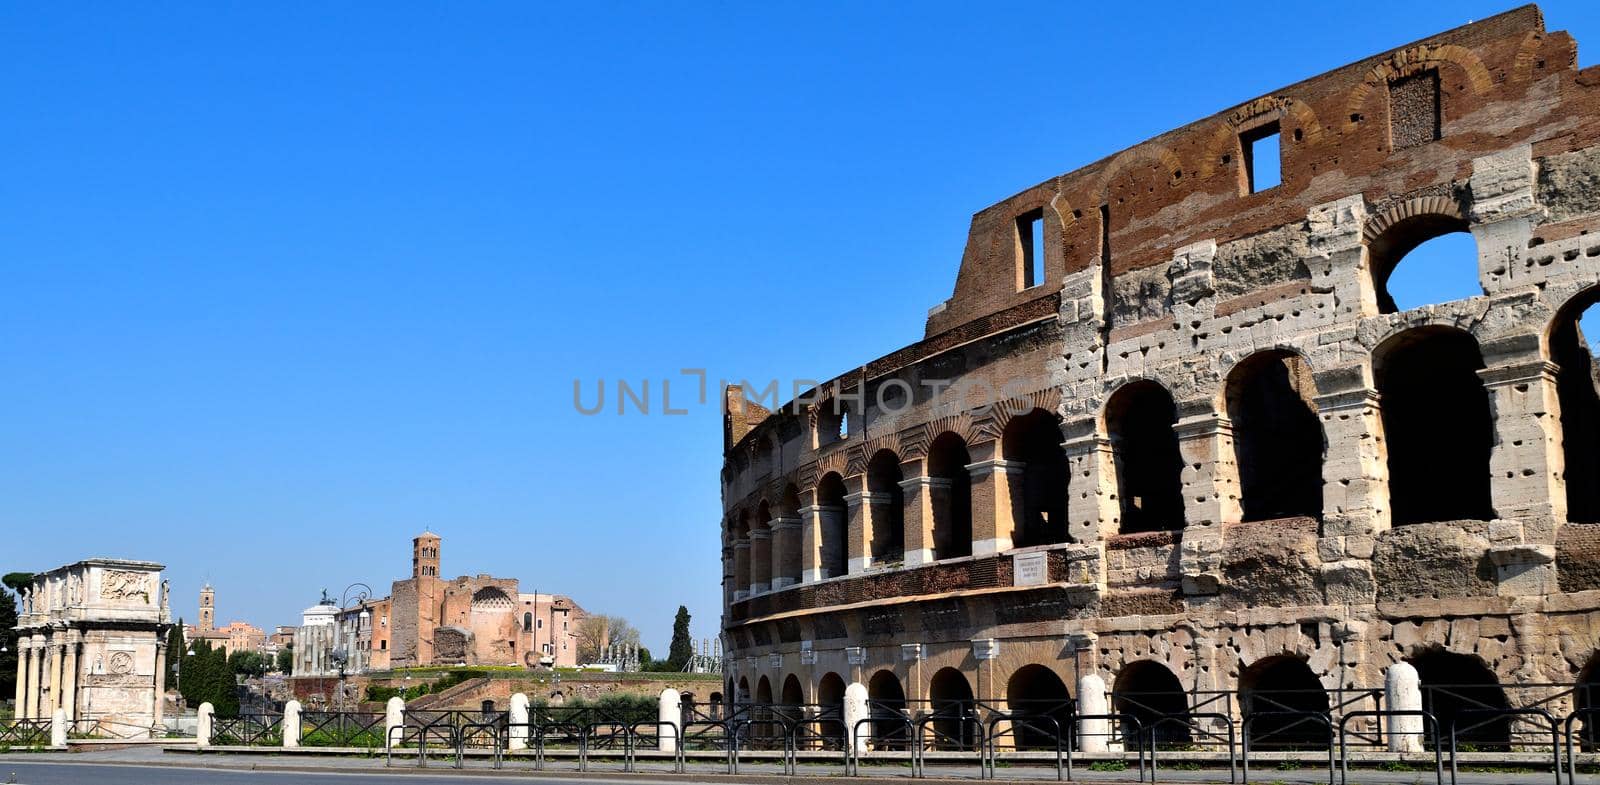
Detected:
[
  {"left": 182, "top": 583, "right": 266, "bottom": 656},
  {"left": 290, "top": 532, "right": 585, "bottom": 675}
]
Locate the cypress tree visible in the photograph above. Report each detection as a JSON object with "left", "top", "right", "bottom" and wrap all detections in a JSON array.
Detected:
[{"left": 667, "top": 606, "right": 693, "bottom": 671}]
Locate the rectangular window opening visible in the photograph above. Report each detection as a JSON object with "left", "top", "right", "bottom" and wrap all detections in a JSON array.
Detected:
[
  {"left": 1241, "top": 122, "right": 1282, "bottom": 193},
  {"left": 1016, "top": 209, "right": 1045, "bottom": 289}
]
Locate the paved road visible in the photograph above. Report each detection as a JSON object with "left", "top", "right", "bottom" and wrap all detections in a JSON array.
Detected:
[{"left": 0, "top": 752, "right": 1579, "bottom": 785}]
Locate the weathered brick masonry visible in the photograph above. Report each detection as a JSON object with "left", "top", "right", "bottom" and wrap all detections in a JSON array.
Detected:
[{"left": 718, "top": 5, "right": 1600, "bottom": 740}]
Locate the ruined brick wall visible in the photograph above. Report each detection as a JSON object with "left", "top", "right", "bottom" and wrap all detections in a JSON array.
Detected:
[{"left": 717, "top": 6, "right": 1600, "bottom": 712}]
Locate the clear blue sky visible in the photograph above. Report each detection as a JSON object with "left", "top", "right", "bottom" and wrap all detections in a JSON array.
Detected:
[{"left": 2, "top": 3, "right": 1596, "bottom": 653}]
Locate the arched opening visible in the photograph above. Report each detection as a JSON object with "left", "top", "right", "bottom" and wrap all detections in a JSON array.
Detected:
[
  {"left": 1113, "top": 660, "right": 1191, "bottom": 744},
  {"left": 868, "top": 670, "right": 909, "bottom": 749},
  {"left": 1006, "top": 664, "right": 1073, "bottom": 750},
  {"left": 927, "top": 432, "right": 974, "bottom": 559},
  {"left": 754, "top": 675, "right": 776, "bottom": 744},
  {"left": 1376, "top": 328, "right": 1494, "bottom": 525},
  {"left": 1409, "top": 650, "right": 1509, "bottom": 749},
  {"left": 1002, "top": 409, "right": 1069, "bottom": 546},
  {"left": 779, "top": 674, "right": 805, "bottom": 729},
  {"left": 1107, "top": 382, "right": 1187, "bottom": 533},
  {"left": 816, "top": 473, "right": 849, "bottom": 578},
  {"left": 1226, "top": 351, "right": 1324, "bottom": 521},
  {"left": 737, "top": 676, "right": 751, "bottom": 705},
  {"left": 1551, "top": 292, "right": 1600, "bottom": 522},
  {"left": 1239, "top": 656, "right": 1330, "bottom": 749},
  {"left": 523, "top": 612, "right": 533, "bottom": 631},
  {"left": 709, "top": 691, "right": 725, "bottom": 721},
  {"left": 928, "top": 667, "right": 977, "bottom": 750},
  {"left": 734, "top": 511, "right": 752, "bottom": 595},
  {"left": 1367, "top": 214, "right": 1478, "bottom": 314},
  {"left": 817, "top": 672, "right": 848, "bottom": 749},
  {"left": 753, "top": 434, "right": 775, "bottom": 477},
  {"left": 776, "top": 484, "right": 803, "bottom": 585},
  {"left": 1577, "top": 655, "right": 1600, "bottom": 751},
  {"left": 866, "top": 450, "right": 906, "bottom": 565}
]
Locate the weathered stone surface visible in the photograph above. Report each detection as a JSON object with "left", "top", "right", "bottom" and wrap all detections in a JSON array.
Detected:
[
  {"left": 1373, "top": 523, "right": 1495, "bottom": 603},
  {"left": 1219, "top": 518, "right": 1322, "bottom": 609}
]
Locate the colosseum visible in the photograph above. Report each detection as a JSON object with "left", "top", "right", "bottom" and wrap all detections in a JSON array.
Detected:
[{"left": 718, "top": 5, "right": 1600, "bottom": 754}]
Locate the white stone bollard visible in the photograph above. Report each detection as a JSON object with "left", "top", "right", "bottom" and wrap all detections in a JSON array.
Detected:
[
  {"left": 282, "top": 699, "right": 302, "bottom": 748},
  {"left": 843, "top": 682, "right": 870, "bottom": 756},
  {"left": 1386, "top": 661, "right": 1424, "bottom": 752},
  {"left": 1077, "top": 674, "right": 1110, "bottom": 753},
  {"left": 658, "top": 688, "right": 682, "bottom": 753},
  {"left": 509, "top": 693, "right": 530, "bottom": 752},
  {"left": 50, "top": 708, "right": 67, "bottom": 747},
  {"left": 196, "top": 702, "right": 215, "bottom": 748},
  {"left": 385, "top": 697, "right": 406, "bottom": 750}
]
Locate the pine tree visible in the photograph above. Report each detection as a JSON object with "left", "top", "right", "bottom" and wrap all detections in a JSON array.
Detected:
[{"left": 667, "top": 606, "right": 693, "bottom": 672}]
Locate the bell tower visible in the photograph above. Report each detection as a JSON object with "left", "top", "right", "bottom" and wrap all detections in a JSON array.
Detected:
[
  {"left": 413, "top": 532, "right": 441, "bottom": 578},
  {"left": 199, "top": 583, "right": 215, "bottom": 632}
]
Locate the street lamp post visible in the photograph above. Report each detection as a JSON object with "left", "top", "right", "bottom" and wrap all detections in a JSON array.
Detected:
[{"left": 330, "top": 583, "right": 372, "bottom": 712}]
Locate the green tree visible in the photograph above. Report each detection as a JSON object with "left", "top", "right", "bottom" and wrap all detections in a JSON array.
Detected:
[
  {"left": 0, "top": 587, "right": 16, "bottom": 700},
  {"left": 165, "top": 619, "right": 186, "bottom": 689},
  {"left": 276, "top": 645, "right": 293, "bottom": 675},
  {"left": 228, "top": 650, "right": 267, "bottom": 678},
  {"left": 667, "top": 606, "right": 693, "bottom": 672},
  {"left": 0, "top": 573, "right": 32, "bottom": 593},
  {"left": 178, "top": 639, "right": 239, "bottom": 716}
]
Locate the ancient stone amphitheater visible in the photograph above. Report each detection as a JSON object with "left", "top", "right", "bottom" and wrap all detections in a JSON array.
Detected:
[{"left": 719, "top": 6, "right": 1600, "bottom": 752}]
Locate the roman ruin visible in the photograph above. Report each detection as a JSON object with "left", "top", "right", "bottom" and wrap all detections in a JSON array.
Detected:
[{"left": 719, "top": 6, "right": 1600, "bottom": 747}]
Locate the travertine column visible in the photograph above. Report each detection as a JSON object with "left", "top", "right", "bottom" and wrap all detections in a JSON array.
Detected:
[
  {"left": 1062, "top": 425, "right": 1119, "bottom": 545},
  {"left": 59, "top": 638, "right": 78, "bottom": 722},
  {"left": 843, "top": 474, "right": 873, "bottom": 573},
  {"left": 1479, "top": 359, "right": 1566, "bottom": 527},
  {"left": 1313, "top": 384, "right": 1386, "bottom": 604},
  {"left": 769, "top": 516, "right": 801, "bottom": 589},
  {"left": 153, "top": 640, "right": 168, "bottom": 730},
  {"left": 1173, "top": 411, "right": 1234, "bottom": 596},
  {"left": 26, "top": 637, "right": 43, "bottom": 719},
  {"left": 749, "top": 526, "right": 772, "bottom": 595},
  {"left": 900, "top": 473, "right": 946, "bottom": 567},
  {"left": 1385, "top": 662, "right": 1423, "bottom": 752},
  {"left": 732, "top": 539, "right": 751, "bottom": 602},
  {"left": 13, "top": 639, "right": 28, "bottom": 719},
  {"left": 965, "top": 441, "right": 1018, "bottom": 556}
]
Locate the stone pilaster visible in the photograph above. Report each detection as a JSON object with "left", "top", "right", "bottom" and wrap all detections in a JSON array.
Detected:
[
  {"left": 1470, "top": 145, "right": 1543, "bottom": 294},
  {"left": 13, "top": 637, "right": 27, "bottom": 720},
  {"left": 26, "top": 636, "right": 43, "bottom": 719},
  {"left": 153, "top": 639, "right": 168, "bottom": 730},
  {"left": 966, "top": 441, "right": 1019, "bottom": 556},
  {"left": 843, "top": 474, "right": 874, "bottom": 573},
  {"left": 1313, "top": 385, "right": 1386, "bottom": 604},
  {"left": 1173, "top": 410, "right": 1235, "bottom": 595},
  {"left": 1305, "top": 195, "right": 1373, "bottom": 318},
  {"left": 732, "top": 539, "right": 751, "bottom": 602},
  {"left": 799, "top": 501, "right": 846, "bottom": 583},
  {"left": 769, "top": 517, "right": 801, "bottom": 589},
  {"left": 749, "top": 527, "right": 772, "bottom": 595},
  {"left": 1062, "top": 421, "right": 1119, "bottom": 547},
  {"left": 60, "top": 636, "right": 78, "bottom": 722},
  {"left": 1479, "top": 359, "right": 1566, "bottom": 533},
  {"left": 899, "top": 474, "right": 948, "bottom": 567}
]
